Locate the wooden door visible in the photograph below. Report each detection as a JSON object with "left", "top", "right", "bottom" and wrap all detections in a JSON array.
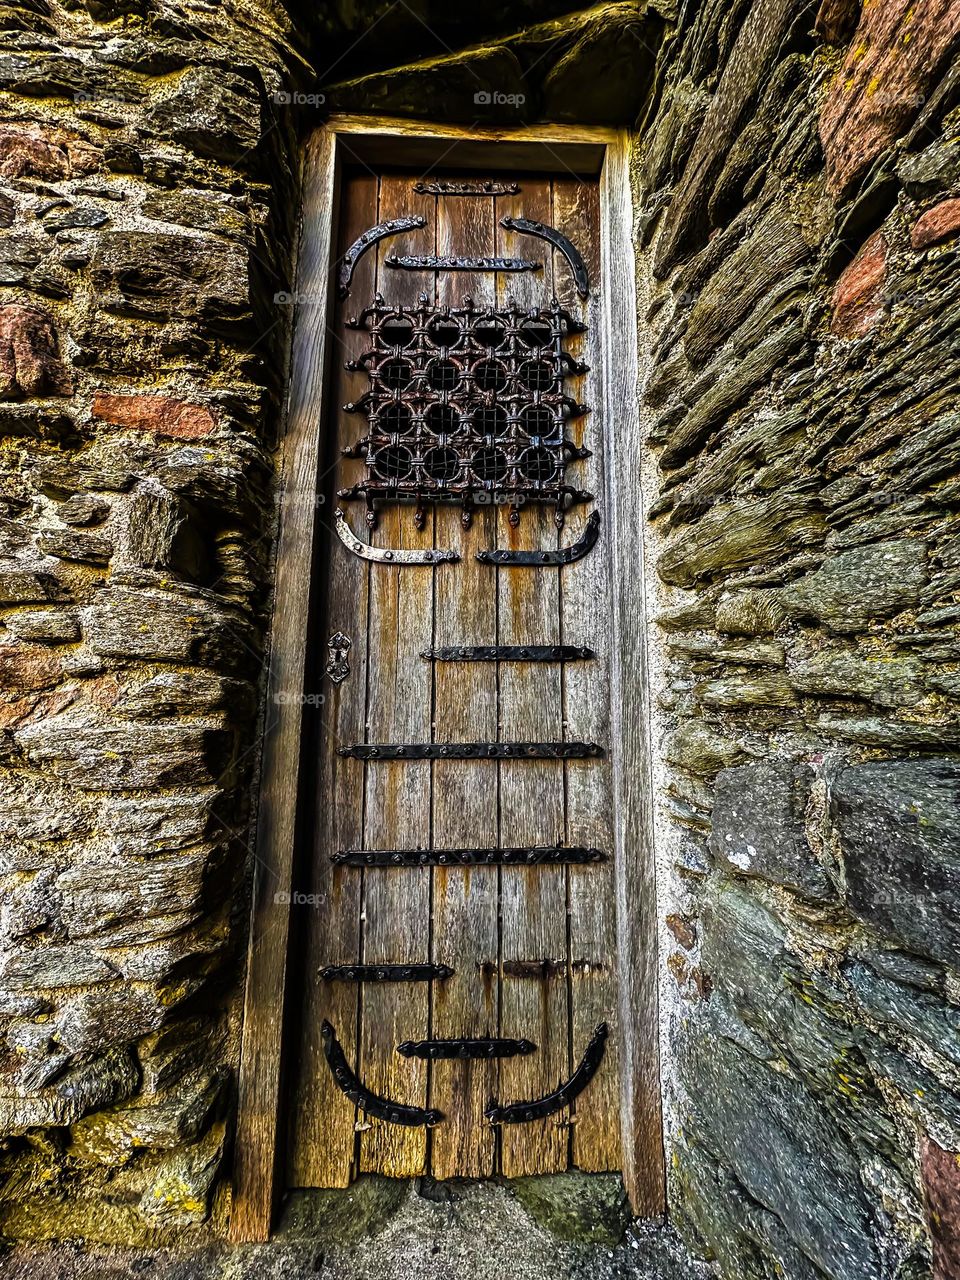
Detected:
[{"left": 287, "top": 168, "right": 622, "bottom": 1186}]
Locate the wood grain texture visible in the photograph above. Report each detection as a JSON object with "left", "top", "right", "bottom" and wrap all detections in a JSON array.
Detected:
[
  {"left": 236, "top": 123, "right": 664, "bottom": 1224},
  {"left": 553, "top": 177, "right": 621, "bottom": 1173},
  {"left": 231, "top": 128, "right": 338, "bottom": 1242},
  {"left": 600, "top": 135, "right": 666, "bottom": 1214},
  {"left": 494, "top": 180, "right": 571, "bottom": 1177},
  {"left": 358, "top": 175, "right": 434, "bottom": 1178},
  {"left": 287, "top": 171, "right": 375, "bottom": 1188},
  {"left": 429, "top": 191, "right": 500, "bottom": 1180}
]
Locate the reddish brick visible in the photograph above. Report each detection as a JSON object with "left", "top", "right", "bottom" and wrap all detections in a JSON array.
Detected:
[
  {"left": 819, "top": 0, "right": 960, "bottom": 198},
  {"left": 91, "top": 393, "right": 218, "bottom": 439},
  {"left": 912, "top": 199, "right": 960, "bottom": 250},
  {"left": 923, "top": 1137, "right": 960, "bottom": 1280},
  {"left": 831, "top": 230, "right": 887, "bottom": 338},
  {"left": 0, "top": 305, "right": 73, "bottom": 399},
  {"left": 0, "top": 123, "right": 98, "bottom": 181},
  {"left": 0, "top": 641, "right": 62, "bottom": 693}
]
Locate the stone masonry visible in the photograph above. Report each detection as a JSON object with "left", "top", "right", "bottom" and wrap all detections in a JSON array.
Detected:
[{"left": 0, "top": 2, "right": 958, "bottom": 1277}]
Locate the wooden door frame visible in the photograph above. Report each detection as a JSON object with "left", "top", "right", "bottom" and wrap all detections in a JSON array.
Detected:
[{"left": 230, "top": 115, "right": 664, "bottom": 1242}]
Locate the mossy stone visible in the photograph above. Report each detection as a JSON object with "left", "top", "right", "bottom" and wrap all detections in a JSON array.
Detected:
[{"left": 509, "top": 1172, "right": 631, "bottom": 1245}]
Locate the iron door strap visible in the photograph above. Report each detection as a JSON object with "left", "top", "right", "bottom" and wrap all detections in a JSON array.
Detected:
[
  {"left": 334, "top": 508, "right": 460, "bottom": 564},
  {"left": 422, "top": 645, "right": 595, "bottom": 662},
  {"left": 322, "top": 1021, "right": 444, "bottom": 1127},
  {"left": 386, "top": 254, "right": 542, "bottom": 273},
  {"left": 337, "top": 742, "right": 604, "bottom": 760},
  {"left": 499, "top": 215, "right": 590, "bottom": 299},
  {"left": 397, "top": 1038, "right": 536, "bottom": 1059},
  {"left": 331, "top": 845, "right": 606, "bottom": 867},
  {"left": 320, "top": 964, "right": 454, "bottom": 982},
  {"left": 485, "top": 1022, "right": 609, "bottom": 1125},
  {"left": 476, "top": 511, "right": 601, "bottom": 566},
  {"left": 413, "top": 180, "right": 520, "bottom": 196},
  {"left": 338, "top": 216, "right": 427, "bottom": 297}
]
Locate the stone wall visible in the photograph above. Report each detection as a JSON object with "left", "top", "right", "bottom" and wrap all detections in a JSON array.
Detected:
[
  {"left": 0, "top": 0, "right": 959, "bottom": 1272},
  {"left": 0, "top": 0, "right": 308, "bottom": 1241},
  {"left": 636, "top": 0, "right": 960, "bottom": 1276}
]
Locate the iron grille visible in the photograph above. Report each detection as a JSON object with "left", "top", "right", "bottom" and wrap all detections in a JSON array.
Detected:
[{"left": 338, "top": 293, "right": 592, "bottom": 528}]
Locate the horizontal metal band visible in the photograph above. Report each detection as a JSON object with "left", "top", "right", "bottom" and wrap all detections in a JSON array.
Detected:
[
  {"left": 337, "top": 742, "right": 604, "bottom": 760},
  {"left": 332, "top": 846, "right": 606, "bottom": 867},
  {"left": 413, "top": 180, "right": 520, "bottom": 196},
  {"left": 478, "top": 958, "right": 605, "bottom": 979},
  {"left": 476, "top": 510, "right": 601, "bottom": 566},
  {"left": 385, "top": 254, "right": 541, "bottom": 273},
  {"left": 397, "top": 1037, "right": 536, "bottom": 1060},
  {"left": 320, "top": 964, "right": 454, "bottom": 982},
  {"left": 322, "top": 1021, "right": 443, "bottom": 1127},
  {"left": 421, "top": 645, "right": 595, "bottom": 662},
  {"left": 485, "top": 1022, "right": 608, "bottom": 1125}
]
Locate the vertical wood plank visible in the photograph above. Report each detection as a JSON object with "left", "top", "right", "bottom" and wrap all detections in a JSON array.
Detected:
[
  {"left": 429, "top": 189, "right": 500, "bottom": 1180},
  {"left": 287, "top": 170, "right": 375, "bottom": 1187},
  {"left": 495, "top": 180, "right": 570, "bottom": 1177},
  {"left": 601, "top": 135, "right": 666, "bottom": 1214},
  {"left": 358, "top": 175, "right": 435, "bottom": 1178},
  {"left": 553, "top": 177, "right": 622, "bottom": 1173},
  {"left": 230, "top": 128, "right": 338, "bottom": 1242}
]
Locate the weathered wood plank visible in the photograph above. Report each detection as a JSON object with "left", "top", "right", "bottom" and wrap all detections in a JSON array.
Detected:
[
  {"left": 601, "top": 135, "right": 665, "bottom": 1213},
  {"left": 553, "top": 176, "right": 621, "bottom": 1173},
  {"left": 429, "top": 189, "right": 500, "bottom": 1180},
  {"left": 287, "top": 170, "right": 375, "bottom": 1188},
  {"left": 358, "top": 175, "right": 434, "bottom": 1178},
  {"left": 494, "top": 179, "right": 570, "bottom": 1177},
  {"left": 230, "top": 128, "right": 338, "bottom": 1242}
]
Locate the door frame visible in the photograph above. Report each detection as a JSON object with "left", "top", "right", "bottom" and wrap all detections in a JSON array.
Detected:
[{"left": 231, "top": 115, "right": 663, "bottom": 1242}]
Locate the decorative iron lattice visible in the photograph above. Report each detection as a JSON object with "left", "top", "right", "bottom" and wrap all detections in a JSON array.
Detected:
[{"left": 339, "top": 293, "right": 591, "bottom": 528}]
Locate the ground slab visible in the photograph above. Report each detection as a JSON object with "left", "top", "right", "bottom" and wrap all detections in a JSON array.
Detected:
[{"left": 0, "top": 1177, "right": 712, "bottom": 1280}]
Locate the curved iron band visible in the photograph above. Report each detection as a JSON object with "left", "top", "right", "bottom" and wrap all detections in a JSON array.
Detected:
[
  {"left": 331, "top": 845, "right": 606, "bottom": 867},
  {"left": 320, "top": 963, "right": 454, "bottom": 982},
  {"left": 499, "top": 215, "right": 589, "bottom": 299},
  {"left": 337, "top": 741, "right": 603, "bottom": 760},
  {"left": 397, "top": 1037, "right": 536, "bottom": 1060},
  {"left": 476, "top": 511, "right": 601, "bottom": 566},
  {"left": 485, "top": 1022, "right": 608, "bottom": 1125},
  {"left": 334, "top": 508, "right": 459, "bottom": 565},
  {"left": 385, "top": 253, "right": 542, "bottom": 273},
  {"left": 321, "top": 1020, "right": 443, "bottom": 1127},
  {"left": 338, "top": 216, "right": 427, "bottom": 298}
]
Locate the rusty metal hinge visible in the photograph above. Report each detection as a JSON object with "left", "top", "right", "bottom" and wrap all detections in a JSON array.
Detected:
[
  {"left": 397, "top": 1037, "right": 535, "bottom": 1059},
  {"left": 320, "top": 964, "right": 454, "bottom": 982},
  {"left": 485, "top": 1022, "right": 608, "bottom": 1124},
  {"left": 332, "top": 846, "right": 606, "bottom": 867},
  {"left": 322, "top": 1021, "right": 443, "bottom": 1127},
  {"left": 337, "top": 742, "right": 603, "bottom": 761},
  {"left": 386, "top": 254, "right": 541, "bottom": 273},
  {"left": 422, "top": 645, "right": 595, "bottom": 662},
  {"left": 476, "top": 511, "right": 601, "bottom": 566},
  {"left": 499, "top": 216, "right": 589, "bottom": 299},
  {"left": 338, "top": 216, "right": 427, "bottom": 297}
]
